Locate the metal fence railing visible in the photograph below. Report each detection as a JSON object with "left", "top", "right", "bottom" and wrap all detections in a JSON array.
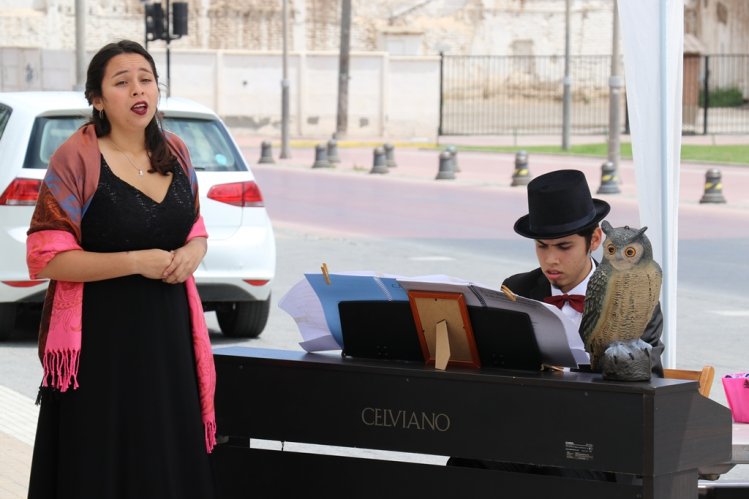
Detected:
[
  {"left": 696, "top": 54, "right": 749, "bottom": 134},
  {"left": 439, "top": 54, "right": 749, "bottom": 136}
]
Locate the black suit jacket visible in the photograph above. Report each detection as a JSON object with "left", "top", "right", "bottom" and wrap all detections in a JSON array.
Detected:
[{"left": 502, "top": 267, "right": 665, "bottom": 377}]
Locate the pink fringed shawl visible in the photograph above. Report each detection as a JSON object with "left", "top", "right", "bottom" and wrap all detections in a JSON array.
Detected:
[{"left": 26, "top": 125, "right": 216, "bottom": 453}]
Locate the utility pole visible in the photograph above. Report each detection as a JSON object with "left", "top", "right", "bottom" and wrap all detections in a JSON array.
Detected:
[
  {"left": 336, "top": 0, "right": 352, "bottom": 137},
  {"left": 607, "top": 0, "right": 623, "bottom": 178},
  {"left": 166, "top": 0, "right": 172, "bottom": 97},
  {"left": 74, "top": 0, "right": 85, "bottom": 91},
  {"left": 562, "top": 0, "right": 572, "bottom": 150},
  {"left": 280, "top": 0, "right": 291, "bottom": 158}
]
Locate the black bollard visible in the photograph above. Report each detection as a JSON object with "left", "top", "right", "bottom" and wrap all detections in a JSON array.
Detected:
[
  {"left": 258, "top": 140, "right": 275, "bottom": 164},
  {"left": 445, "top": 145, "right": 460, "bottom": 173},
  {"left": 597, "top": 160, "right": 621, "bottom": 194},
  {"left": 435, "top": 151, "right": 455, "bottom": 180},
  {"left": 311, "top": 144, "right": 331, "bottom": 168},
  {"left": 511, "top": 150, "right": 531, "bottom": 186},
  {"left": 370, "top": 147, "right": 389, "bottom": 174},
  {"left": 699, "top": 168, "right": 727, "bottom": 204},
  {"left": 327, "top": 139, "right": 340, "bottom": 165},
  {"left": 384, "top": 143, "right": 397, "bottom": 168}
]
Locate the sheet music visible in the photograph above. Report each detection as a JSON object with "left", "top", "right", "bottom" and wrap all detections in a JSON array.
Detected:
[
  {"left": 278, "top": 278, "right": 341, "bottom": 352},
  {"left": 398, "top": 276, "right": 588, "bottom": 367},
  {"left": 300, "top": 271, "right": 408, "bottom": 351},
  {"left": 279, "top": 272, "right": 590, "bottom": 366},
  {"left": 396, "top": 275, "right": 491, "bottom": 307},
  {"left": 469, "top": 284, "right": 589, "bottom": 367}
]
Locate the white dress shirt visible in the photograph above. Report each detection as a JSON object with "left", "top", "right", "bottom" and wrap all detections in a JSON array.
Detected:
[{"left": 549, "top": 257, "right": 596, "bottom": 329}]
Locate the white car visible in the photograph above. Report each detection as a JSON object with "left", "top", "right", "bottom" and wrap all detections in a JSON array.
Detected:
[{"left": 0, "top": 91, "right": 276, "bottom": 339}]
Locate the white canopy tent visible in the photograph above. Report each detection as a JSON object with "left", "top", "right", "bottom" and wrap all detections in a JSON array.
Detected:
[{"left": 617, "top": 0, "right": 684, "bottom": 369}]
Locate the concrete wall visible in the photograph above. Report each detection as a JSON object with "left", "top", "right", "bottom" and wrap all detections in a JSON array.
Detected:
[
  {"left": 0, "top": 47, "right": 75, "bottom": 90},
  {"left": 0, "top": 47, "right": 440, "bottom": 139}
]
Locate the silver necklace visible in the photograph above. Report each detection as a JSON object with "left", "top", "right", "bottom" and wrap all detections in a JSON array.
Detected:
[{"left": 109, "top": 139, "right": 145, "bottom": 176}]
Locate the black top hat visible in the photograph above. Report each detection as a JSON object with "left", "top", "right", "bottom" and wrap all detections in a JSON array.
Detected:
[{"left": 514, "top": 169, "right": 610, "bottom": 239}]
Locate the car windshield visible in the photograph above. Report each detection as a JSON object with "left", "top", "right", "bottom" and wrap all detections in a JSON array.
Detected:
[
  {"left": 0, "top": 104, "right": 11, "bottom": 139},
  {"left": 23, "top": 116, "right": 88, "bottom": 169},
  {"left": 23, "top": 115, "right": 246, "bottom": 172},
  {"left": 162, "top": 117, "right": 246, "bottom": 172}
]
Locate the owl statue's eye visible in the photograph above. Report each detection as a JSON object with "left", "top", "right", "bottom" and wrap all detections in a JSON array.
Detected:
[
  {"left": 625, "top": 247, "right": 637, "bottom": 258},
  {"left": 607, "top": 245, "right": 616, "bottom": 255}
]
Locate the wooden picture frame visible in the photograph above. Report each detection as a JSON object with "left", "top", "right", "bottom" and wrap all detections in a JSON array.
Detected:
[{"left": 408, "top": 290, "right": 481, "bottom": 369}]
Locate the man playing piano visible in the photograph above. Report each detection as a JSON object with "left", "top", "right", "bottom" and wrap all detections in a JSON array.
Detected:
[
  {"left": 448, "top": 169, "right": 664, "bottom": 480},
  {"left": 502, "top": 169, "right": 664, "bottom": 376}
]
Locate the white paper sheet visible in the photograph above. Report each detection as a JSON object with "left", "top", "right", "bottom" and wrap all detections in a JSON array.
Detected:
[
  {"left": 279, "top": 272, "right": 590, "bottom": 366},
  {"left": 399, "top": 275, "right": 588, "bottom": 366},
  {"left": 469, "top": 285, "right": 589, "bottom": 366},
  {"left": 396, "top": 275, "right": 491, "bottom": 307},
  {"left": 278, "top": 278, "right": 340, "bottom": 352}
]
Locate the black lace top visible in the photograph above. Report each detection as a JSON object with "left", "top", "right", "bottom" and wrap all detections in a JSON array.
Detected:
[{"left": 81, "top": 157, "right": 195, "bottom": 252}]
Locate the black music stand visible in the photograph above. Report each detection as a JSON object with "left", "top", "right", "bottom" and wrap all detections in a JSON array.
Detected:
[
  {"left": 339, "top": 301, "right": 424, "bottom": 362},
  {"left": 338, "top": 300, "right": 543, "bottom": 371},
  {"left": 467, "top": 306, "right": 542, "bottom": 370}
]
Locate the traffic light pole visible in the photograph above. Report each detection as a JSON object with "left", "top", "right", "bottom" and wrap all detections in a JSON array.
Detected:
[{"left": 144, "top": 1, "right": 188, "bottom": 98}]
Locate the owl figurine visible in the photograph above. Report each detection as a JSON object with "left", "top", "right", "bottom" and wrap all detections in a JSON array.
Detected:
[{"left": 579, "top": 221, "right": 662, "bottom": 380}]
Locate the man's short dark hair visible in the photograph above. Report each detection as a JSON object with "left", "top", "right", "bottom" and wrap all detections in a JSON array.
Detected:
[{"left": 577, "top": 225, "right": 598, "bottom": 252}]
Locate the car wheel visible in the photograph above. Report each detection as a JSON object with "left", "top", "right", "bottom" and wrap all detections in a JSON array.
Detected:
[
  {"left": 216, "top": 296, "right": 271, "bottom": 338},
  {"left": 0, "top": 303, "right": 17, "bottom": 341}
]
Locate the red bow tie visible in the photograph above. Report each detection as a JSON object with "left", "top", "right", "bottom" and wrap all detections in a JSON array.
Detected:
[{"left": 544, "top": 294, "right": 586, "bottom": 313}]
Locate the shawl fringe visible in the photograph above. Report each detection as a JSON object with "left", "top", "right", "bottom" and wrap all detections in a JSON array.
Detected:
[
  {"left": 204, "top": 418, "right": 217, "bottom": 453},
  {"left": 41, "top": 348, "right": 80, "bottom": 392}
]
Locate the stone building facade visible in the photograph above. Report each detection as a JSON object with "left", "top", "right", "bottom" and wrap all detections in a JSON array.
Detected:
[
  {"left": 0, "top": 0, "right": 740, "bottom": 56},
  {"left": 685, "top": 0, "right": 749, "bottom": 54}
]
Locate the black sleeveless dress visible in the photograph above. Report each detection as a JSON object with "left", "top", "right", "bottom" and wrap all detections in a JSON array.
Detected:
[{"left": 28, "top": 158, "right": 216, "bottom": 499}]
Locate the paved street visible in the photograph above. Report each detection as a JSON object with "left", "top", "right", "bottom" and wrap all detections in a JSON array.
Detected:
[{"left": 2, "top": 135, "right": 748, "bottom": 495}]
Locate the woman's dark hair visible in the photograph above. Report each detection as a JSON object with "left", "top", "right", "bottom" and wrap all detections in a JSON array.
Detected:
[{"left": 84, "top": 39, "right": 174, "bottom": 175}]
